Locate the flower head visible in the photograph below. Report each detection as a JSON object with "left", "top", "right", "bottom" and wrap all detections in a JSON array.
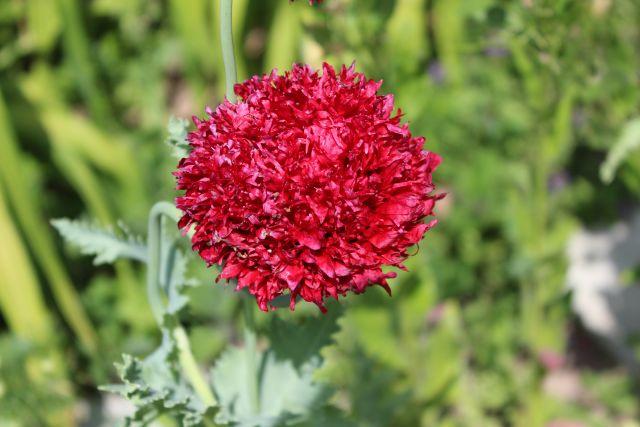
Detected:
[{"left": 175, "top": 63, "right": 442, "bottom": 312}]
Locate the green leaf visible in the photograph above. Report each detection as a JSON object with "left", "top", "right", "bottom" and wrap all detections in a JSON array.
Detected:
[
  {"left": 268, "top": 306, "right": 342, "bottom": 369},
  {"left": 211, "top": 346, "right": 329, "bottom": 427},
  {"left": 101, "top": 332, "right": 216, "bottom": 426},
  {"left": 600, "top": 118, "right": 640, "bottom": 184},
  {"left": 166, "top": 116, "right": 191, "bottom": 159},
  {"left": 100, "top": 219, "right": 217, "bottom": 426},
  {"left": 211, "top": 309, "right": 343, "bottom": 426},
  {"left": 51, "top": 218, "right": 147, "bottom": 265}
]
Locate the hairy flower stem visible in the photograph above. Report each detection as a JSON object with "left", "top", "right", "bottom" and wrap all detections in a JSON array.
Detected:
[
  {"left": 147, "top": 202, "right": 217, "bottom": 409},
  {"left": 174, "top": 326, "right": 218, "bottom": 409},
  {"left": 219, "top": 0, "right": 237, "bottom": 101},
  {"left": 146, "top": 202, "right": 175, "bottom": 324}
]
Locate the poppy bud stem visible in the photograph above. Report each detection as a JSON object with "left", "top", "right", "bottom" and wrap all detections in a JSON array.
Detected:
[
  {"left": 220, "top": 0, "right": 237, "bottom": 101},
  {"left": 146, "top": 202, "right": 178, "bottom": 325}
]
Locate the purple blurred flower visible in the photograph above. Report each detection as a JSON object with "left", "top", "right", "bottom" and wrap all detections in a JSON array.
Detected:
[{"left": 427, "top": 61, "right": 445, "bottom": 84}]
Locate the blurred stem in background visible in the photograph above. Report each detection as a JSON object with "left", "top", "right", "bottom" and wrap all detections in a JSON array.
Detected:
[
  {"left": 432, "top": 0, "right": 462, "bottom": 86},
  {"left": 56, "top": 0, "right": 111, "bottom": 127},
  {"left": 213, "top": 0, "right": 248, "bottom": 97},
  {"left": 220, "top": 0, "right": 237, "bottom": 101},
  {"left": 263, "top": 0, "right": 301, "bottom": 73},
  {"left": 169, "top": 0, "right": 215, "bottom": 108}
]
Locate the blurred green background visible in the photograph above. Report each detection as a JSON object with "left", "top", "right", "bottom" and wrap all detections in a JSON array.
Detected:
[{"left": 1, "top": 0, "right": 640, "bottom": 425}]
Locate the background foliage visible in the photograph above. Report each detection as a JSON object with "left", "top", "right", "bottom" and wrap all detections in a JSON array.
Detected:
[{"left": 1, "top": 0, "right": 639, "bottom": 425}]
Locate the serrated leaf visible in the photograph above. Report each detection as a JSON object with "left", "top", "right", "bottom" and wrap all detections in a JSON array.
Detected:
[
  {"left": 601, "top": 118, "right": 640, "bottom": 183},
  {"left": 100, "top": 222, "right": 217, "bottom": 426},
  {"left": 166, "top": 116, "right": 191, "bottom": 159},
  {"left": 211, "top": 309, "right": 344, "bottom": 426},
  {"left": 268, "top": 307, "right": 342, "bottom": 369},
  {"left": 51, "top": 218, "right": 147, "bottom": 265},
  {"left": 101, "top": 331, "right": 216, "bottom": 427},
  {"left": 211, "top": 346, "right": 329, "bottom": 427}
]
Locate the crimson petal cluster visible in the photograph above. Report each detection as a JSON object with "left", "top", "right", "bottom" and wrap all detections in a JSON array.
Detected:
[{"left": 175, "top": 63, "right": 442, "bottom": 311}]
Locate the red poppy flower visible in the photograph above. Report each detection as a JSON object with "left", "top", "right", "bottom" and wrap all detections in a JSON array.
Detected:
[{"left": 175, "top": 63, "right": 442, "bottom": 312}]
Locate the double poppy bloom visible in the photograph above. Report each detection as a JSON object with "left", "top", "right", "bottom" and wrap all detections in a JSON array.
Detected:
[{"left": 175, "top": 63, "right": 441, "bottom": 311}]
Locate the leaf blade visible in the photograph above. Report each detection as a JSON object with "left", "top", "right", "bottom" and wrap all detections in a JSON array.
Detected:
[
  {"left": 51, "top": 218, "right": 147, "bottom": 265},
  {"left": 601, "top": 118, "right": 640, "bottom": 184}
]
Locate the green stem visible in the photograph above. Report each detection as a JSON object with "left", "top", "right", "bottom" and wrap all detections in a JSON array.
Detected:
[
  {"left": 219, "top": 0, "right": 237, "bottom": 101},
  {"left": 242, "top": 297, "right": 260, "bottom": 413},
  {"left": 146, "top": 202, "right": 177, "bottom": 324},
  {"left": 146, "top": 202, "right": 217, "bottom": 408},
  {"left": 174, "top": 326, "right": 218, "bottom": 407},
  {"left": 56, "top": 0, "right": 111, "bottom": 126}
]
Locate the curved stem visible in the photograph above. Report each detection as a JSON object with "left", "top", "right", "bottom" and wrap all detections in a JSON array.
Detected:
[
  {"left": 219, "top": 0, "right": 237, "bottom": 101},
  {"left": 146, "top": 202, "right": 217, "bottom": 408},
  {"left": 174, "top": 325, "right": 218, "bottom": 407},
  {"left": 146, "top": 201, "right": 179, "bottom": 325}
]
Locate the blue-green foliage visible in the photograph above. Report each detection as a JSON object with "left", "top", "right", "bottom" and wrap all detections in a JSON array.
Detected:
[{"left": 55, "top": 213, "right": 345, "bottom": 426}]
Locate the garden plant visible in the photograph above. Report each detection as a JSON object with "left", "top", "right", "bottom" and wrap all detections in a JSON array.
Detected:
[{"left": 0, "top": 0, "right": 639, "bottom": 426}]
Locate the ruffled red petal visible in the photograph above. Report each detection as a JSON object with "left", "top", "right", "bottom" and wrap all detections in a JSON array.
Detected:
[{"left": 175, "top": 63, "right": 442, "bottom": 311}]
